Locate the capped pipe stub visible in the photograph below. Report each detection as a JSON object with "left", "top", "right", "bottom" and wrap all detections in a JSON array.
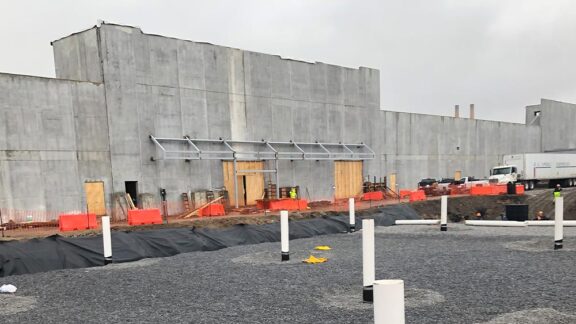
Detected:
[
  {"left": 554, "top": 240, "right": 563, "bottom": 250},
  {"left": 363, "top": 285, "right": 373, "bottom": 303},
  {"left": 281, "top": 252, "right": 290, "bottom": 261}
]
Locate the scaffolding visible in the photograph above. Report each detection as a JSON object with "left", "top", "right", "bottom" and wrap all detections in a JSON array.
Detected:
[{"left": 149, "top": 136, "right": 375, "bottom": 208}]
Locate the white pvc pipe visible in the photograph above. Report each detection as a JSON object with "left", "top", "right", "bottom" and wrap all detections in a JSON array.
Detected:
[
  {"left": 395, "top": 219, "right": 440, "bottom": 225},
  {"left": 440, "top": 195, "right": 447, "bottom": 231},
  {"left": 362, "top": 219, "right": 375, "bottom": 302},
  {"left": 373, "top": 280, "right": 405, "bottom": 324},
  {"left": 102, "top": 216, "right": 112, "bottom": 264},
  {"left": 465, "top": 220, "right": 527, "bottom": 227},
  {"left": 527, "top": 220, "right": 576, "bottom": 226},
  {"left": 349, "top": 198, "right": 356, "bottom": 232},
  {"left": 281, "top": 210, "right": 289, "bottom": 261},
  {"left": 555, "top": 197, "right": 563, "bottom": 250}
]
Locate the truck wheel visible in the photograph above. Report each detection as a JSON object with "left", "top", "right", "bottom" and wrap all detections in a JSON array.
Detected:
[
  {"left": 529, "top": 181, "right": 535, "bottom": 190},
  {"left": 524, "top": 182, "right": 529, "bottom": 191}
]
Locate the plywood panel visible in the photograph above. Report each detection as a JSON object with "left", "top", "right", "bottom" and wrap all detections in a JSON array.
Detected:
[
  {"left": 84, "top": 181, "right": 106, "bottom": 216},
  {"left": 389, "top": 173, "right": 397, "bottom": 193},
  {"left": 334, "top": 161, "right": 363, "bottom": 199},
  {"left": 454, "top": 170, "right": 462, "bottom": 181},
  {"left": 223, "top": 161, "right": 265, "bottom": 206}
]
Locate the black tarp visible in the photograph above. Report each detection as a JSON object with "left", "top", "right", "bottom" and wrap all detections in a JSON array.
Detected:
[{"left": 0, "top": 204, "right": 420, "bottom": 277}]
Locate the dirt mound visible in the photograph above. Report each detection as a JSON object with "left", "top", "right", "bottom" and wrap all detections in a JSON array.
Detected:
[
  {"left": 411, "top": 195, "right": 527, "bottom": 222},
  {"left": 525, "top": 187, "right": 576, "bottom": 220},
  {"left": 411, "top": 188, "right": 576, "bottom": 222}
]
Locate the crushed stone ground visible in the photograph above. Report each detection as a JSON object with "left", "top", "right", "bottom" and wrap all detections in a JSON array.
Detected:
[{"left": 1, "top": 224, "right": 576, "bottom": 323}]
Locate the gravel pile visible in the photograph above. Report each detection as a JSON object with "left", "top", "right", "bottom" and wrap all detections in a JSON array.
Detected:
[{"left": 1, "top": 224, "right": 575, "bottom": 323}]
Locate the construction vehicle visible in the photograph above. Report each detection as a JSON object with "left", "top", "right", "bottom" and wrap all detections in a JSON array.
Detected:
[{"left": 489, "top": 153, "right": 576, "bottom": 190}]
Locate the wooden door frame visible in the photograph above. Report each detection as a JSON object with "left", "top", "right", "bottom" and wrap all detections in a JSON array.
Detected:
[{"left": 223, "top": 161, "right": 265, "bottom": 207}]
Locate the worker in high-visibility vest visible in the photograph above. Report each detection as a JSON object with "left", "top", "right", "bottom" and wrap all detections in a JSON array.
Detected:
[
  {"left": 553, "top": 184, "right": 562, "bottom": 200},
  {"left": 289, "top": 187, "right": 297, "bottom": 199}
]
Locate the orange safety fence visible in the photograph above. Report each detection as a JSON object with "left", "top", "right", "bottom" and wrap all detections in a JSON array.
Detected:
[
  {"left": 362, "top": 191, "right": 384, "bottom": 201},
  {"left": 198, "top": 204, "right": 226, "bottom": 217},
  {"left": 470, "top": 184, "right": 524, "bottom": 196},
  {"left": 399, "top": 190, "right": 412, "bottom": 199},
  {"left": 409, "top": 190, "right": 426, "bottom": 202}
]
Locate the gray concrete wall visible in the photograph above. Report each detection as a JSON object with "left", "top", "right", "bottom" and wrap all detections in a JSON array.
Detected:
[
  {"left": 527, "top": 99, "right": 576, "bottom": 152},
  {"left": 52, "top": 23, "right": 381, "bottom": 209},
  {"left": 48, "top": 22, "right": 545, "bottom": 213},
  {"left": 375, "top": 112, "right": 541, "bottom": 189},
  {"left": 0, "top": 73, "right": 109, "bottom": 221},
  {"left": 52, "top": 27, "right": 103, "bottom": 83}
]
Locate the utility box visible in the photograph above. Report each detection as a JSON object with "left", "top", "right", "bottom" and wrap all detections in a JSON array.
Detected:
[{"left": 506, "top": 204, "right": 529, "bottom": 221}]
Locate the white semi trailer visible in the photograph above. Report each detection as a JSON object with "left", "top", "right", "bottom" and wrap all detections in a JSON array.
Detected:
[{"left": 489, "top": 153, "right": 576, "bottom": 190}]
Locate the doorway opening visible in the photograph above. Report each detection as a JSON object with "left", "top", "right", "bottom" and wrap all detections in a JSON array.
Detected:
[
  {"left": 125, "top": 181, "right": 138, "bottom": 208},
  {"left": 242, "top": 175, "right": 248, "bottom": 206}
]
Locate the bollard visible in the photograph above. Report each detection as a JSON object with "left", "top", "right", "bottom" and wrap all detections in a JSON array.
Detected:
[
  {"left": 440, "top": 195, "right": 447, "bottom": 232},
  {"left": 281, "top": 210, "right": 289, "bottom": 261},
  {"left": 373, "top": 280, "right": 405, "bottom": 324},
  {"left": 555, "top": 197, "right": 563, "bottom": 250},
  {"left": 349, "top": 198, "right": 356, "bottom": 232},
  {"left": 362, "top": 219, "right": 375, "bottom": 302},
  {"left": 102, "top": 216, "right": 113, "bottom": 264}
]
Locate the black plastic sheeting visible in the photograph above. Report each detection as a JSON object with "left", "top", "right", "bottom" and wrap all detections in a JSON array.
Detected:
[{"left": 0, "top": 204, "right": 419, "bottom": 277}]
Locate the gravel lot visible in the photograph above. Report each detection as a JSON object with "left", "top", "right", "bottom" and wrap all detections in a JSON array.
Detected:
[{"left": 1, "top": 224, "right": 576, "bottom": 323}]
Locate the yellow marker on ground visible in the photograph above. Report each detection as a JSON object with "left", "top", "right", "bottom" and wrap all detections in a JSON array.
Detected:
[
  {"left": 314, "top": 246, "right": 331, "bottom": 251},
  {"left": 303, "top": 255, "right": 328, "bottom": 264}
]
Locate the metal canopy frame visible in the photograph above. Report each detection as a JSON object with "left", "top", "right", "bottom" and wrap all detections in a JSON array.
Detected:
[{"left": 149, "top": 136, "right": 375, "bottom": 208}]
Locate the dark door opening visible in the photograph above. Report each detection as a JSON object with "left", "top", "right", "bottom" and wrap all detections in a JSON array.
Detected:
[
  {"left": 125, "top": 181, "right": 138, "bottom": 207},
  {"left": 242, "top": 175, "right": 247, "bottom": 206}
]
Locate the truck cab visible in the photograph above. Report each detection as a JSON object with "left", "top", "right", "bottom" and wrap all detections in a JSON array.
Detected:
[{"left": 489, "top": 165, "right": 518, "bottom": 184}]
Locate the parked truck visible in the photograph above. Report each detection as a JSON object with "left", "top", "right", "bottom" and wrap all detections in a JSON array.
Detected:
[{"left": 489, "top": 153, "right": 576, "bottom": 190}]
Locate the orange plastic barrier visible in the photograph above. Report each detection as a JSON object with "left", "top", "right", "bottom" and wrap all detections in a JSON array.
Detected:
[
  {"left": 470, "top": 185, "right": 524, "bottom": 196},
  {"left": 399, "top": 190, "right": 412, "bottom": 199},
  {"left": 268, "top": 199, "right": 308, "bottom": 211},
  {"left": 409, "top": 190, "right": 426, "bottom": 202},
  {"left": 59, "top": 213, "right": 98, "bottom": 232},
  {"left": 198, "top": 203, "right": 226, "bottom": 217},
  {"left": 127, "top": 209, "right": 163, "bottom": 226},
  {"left": 362, "top": 191, "right": 384, "bottom": 201},
  {"left": 470, "top": 186, "right": 492, "bottom": 196}
]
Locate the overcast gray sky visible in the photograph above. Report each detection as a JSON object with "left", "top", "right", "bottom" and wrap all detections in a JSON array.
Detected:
[{"left": 1, "top": 0, "right": 575, "bottom": 123}]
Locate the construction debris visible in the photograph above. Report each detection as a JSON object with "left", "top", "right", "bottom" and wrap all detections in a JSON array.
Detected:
[
  {"left": 181, "top": 196, "right": 224, "bottom": 219},
  {"left": 0, "top": 284, "right": 17, "bottom": 294}
]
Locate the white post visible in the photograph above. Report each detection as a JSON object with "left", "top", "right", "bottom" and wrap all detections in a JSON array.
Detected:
[
  {"left": 440, "top": 195, "right": 448, "bottom": 232},
  {"left": 349, "top": 198, "right": 356, "bottom": 232},
  {"left": 362, "top": 219, "right": 375, "bottom": 302},
  {"left": 373, "top": 280, "right": 405, "bottom": 324},
  {"left": 102, "top": 216, "right": 112, "bottom": 264},
  {"left": 555, "top": 197, "right": 563, "bottom": 250},
  {"left": 281, "top": 210, "right": 289, "bottom": 261}
]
